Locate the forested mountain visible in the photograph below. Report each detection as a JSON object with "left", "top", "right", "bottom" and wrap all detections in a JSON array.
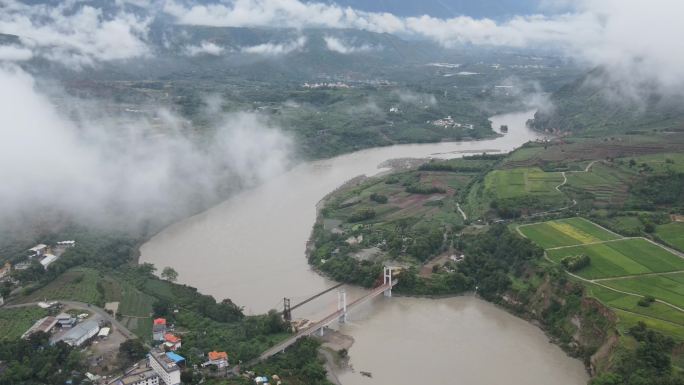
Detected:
[{"left": 529, "top": 68, "right": 684, "bottom": 135}]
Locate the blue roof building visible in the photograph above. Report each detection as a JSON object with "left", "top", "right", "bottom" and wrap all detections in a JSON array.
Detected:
[{"left": 165, "top": 352, "right": 185, "bottom": 364}]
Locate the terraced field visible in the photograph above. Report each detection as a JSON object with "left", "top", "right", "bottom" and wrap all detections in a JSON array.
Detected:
[
  {"left": 547, "top": 238, "right": 684, "bottom": 280},
  {"left": 518, "top": 217, "right": 620, "bottom": 249},
  {"left": 565, "top": 163, "right": 633, "bottom": 206}
]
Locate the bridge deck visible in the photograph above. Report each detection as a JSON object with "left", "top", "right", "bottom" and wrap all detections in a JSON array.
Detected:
[{"left": 252, "top": 282, "right": 394, "bottom": 364}]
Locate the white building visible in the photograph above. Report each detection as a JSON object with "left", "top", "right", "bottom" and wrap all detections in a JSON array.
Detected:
[
  {"left": 28, "top": 244, "right": 48, "bottom": 258},
  {"left": 40, "top": 254, "right": 59, "bottom": 269},
  {"left": 98, "top": 327, "right": 111, "bottom": 338},
  {"left": 148, "top": 348, "right": 182, "bottom": 385},
  {"left": 57, "top": 319, "right": 99, "bottom": 346}
]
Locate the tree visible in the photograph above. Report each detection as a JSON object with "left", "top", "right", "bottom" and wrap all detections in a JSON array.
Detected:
[
  {"left": 119, "top": 339, "right": 147, "bottom": 367},
  {"left": 152, "top": 299, "right": 171, "bottom": 317},
  {"left": 161, "top": 267, "right": 178, "bottom": 282},
  {"left": 137, "top": 263, "right": 157, "bottom": 276}
]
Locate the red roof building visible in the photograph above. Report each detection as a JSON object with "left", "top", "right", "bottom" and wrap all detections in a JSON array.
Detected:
[
  {"left": 152, "top": 318, "right": 167, "bottom": 341},
  {"left": 205, "top": 351, "right": 229, "bottom": 368},
  {"left": 164, "top": 333, "right": 182, "bottom": 351}
]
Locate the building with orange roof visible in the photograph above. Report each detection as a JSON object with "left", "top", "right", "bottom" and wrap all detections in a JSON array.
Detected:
[
  {"left": 204, "top": 351, "right": 229, "bottom": 368},
  {"left": 164, "top": 333, "right": 181, "bottom": 351},
  {"left": 152, "top": 318, "right": 167, "bottom": 341}
]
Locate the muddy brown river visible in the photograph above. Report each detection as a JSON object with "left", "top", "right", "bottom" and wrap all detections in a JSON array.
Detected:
[{"left": 140, "top": 110, "right": 589, "bottom": 384}]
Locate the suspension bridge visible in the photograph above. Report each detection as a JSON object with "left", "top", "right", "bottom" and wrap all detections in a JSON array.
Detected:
[{"left": 249, "top": 267, "right": 398, "bottom": 364}]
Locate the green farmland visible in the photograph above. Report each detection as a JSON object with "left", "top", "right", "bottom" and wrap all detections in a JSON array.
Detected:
[
  {"left": 600, "top": 273, "right": 684, "bottom": 310},
  {"left": 656, "top": 221, "right": 684, "bottom": 252},
  {"left": 547, "top": 238, "right": 684, "bottom": 280},
  {"left": 522, "top": 217, "right": 684, "bottom": 339},
  {"left": 18, "top": 267, "right": 105, "bottom": 304},
  {"left": 518, "top": 217, "right": 621, "bottom": 249},
  {"left": 485, "top": 167, "right": 565, "bottom": 199},
  {"left": 0, "top": 307, "right": 48, "bottom": 341},
  {"left": 585, "top": 283, "right": 684, "bottom": 339}
]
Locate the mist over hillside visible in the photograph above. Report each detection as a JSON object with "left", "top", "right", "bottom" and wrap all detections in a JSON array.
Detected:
[{"left": 530, "top": 68, "right": 684, "bottom": 135}]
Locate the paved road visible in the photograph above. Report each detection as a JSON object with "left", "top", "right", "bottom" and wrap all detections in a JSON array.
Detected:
[{"left": 3, "top": 300, "right": 137, "bottom": 339}]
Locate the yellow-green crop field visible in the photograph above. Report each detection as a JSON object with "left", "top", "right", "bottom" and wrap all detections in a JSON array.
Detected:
[
  {"left": 518, "top": 217, "right": 620, "bottom": 249},
  {"left": 520, "top": 217, "right": 684, "bottom": 340}
]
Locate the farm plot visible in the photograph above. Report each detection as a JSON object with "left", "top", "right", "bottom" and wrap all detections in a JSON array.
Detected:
[
  {"left": 585, "top": 283, "right": 684, "bottom": 327},
  {"left": 547, "top": 238, "right": 684, "bottom": 280},
  {"left": 612, "top": 309, "right": 684, "bottom": 341},
  {"left": 0, "top": 307, "right": 48, "bottom": 341},
  {"left": 656, "top": 222, "right": 684, "bottom": 252},
  {"left": 485, "top": 167, "right": 564, "bottom": 199},
  {"left": 600, "top": 273, "right": 684, "bottom": 310},
  {"left": 19, "top": 267, "right": 104, "bottom": 304},
  {"left": 518, "top": 217, "right": 621, "bottom": 249},
  {"left": 565, "top": 163, "right": 633, "bottom": 206},
  {"left": 118, "top": 285, "right": 155, "bottom": 318}
]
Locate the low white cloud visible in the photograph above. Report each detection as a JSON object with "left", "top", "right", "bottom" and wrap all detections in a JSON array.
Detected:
[
  {"left": 0, "top": 0, "right": 151, "bottom": 68},
  {"left": 162, "top": 0, "right": 684, "bottom": 96},
  {"left": 0, "top": 64, "right": 293, "bottom": 228},
  {"left": 393, "top": 90, "right": 437, "bottom": 107},
  {"left": 185, "top": 41, "right": 225, "bottom": 56},
  {"left": 0, "top": 45, "right": 32, "bottom": 61},
  {"left": 241, "top": 37, "right": 306, "bottom": 56},
  {"left": 324, "top": 36, "right": 376, "bottom": 54}
]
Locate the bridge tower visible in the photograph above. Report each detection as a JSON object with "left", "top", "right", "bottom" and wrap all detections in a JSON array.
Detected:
[
  {"left": 283, "top": 297, "right": 292, "bottom": 322},
  {"left": 383, "top": 266, "right": 393, "bottom": 297},
  {"left": 337, "top": 288, "right": 347, "bottom": 323}
]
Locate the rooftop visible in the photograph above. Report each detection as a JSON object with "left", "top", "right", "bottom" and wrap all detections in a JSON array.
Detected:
[
  {"left": 208, "top": 351, "right": 228, "bottom": 361},
  {"left": 22, "top": 316, "right": 58, "bottom": 339},
  {"left": 165, "top": 352, "right": 185, "bottom": 364},
  {"left": 58, "top": 320, "right": 99, "bottom": 344},
  {"left": 110, "top": 365, "right": 158, "bottom": 385},
  {"left": 149, "top": 348, "right": 181, "bottom": 373},
  {"left": 40, "top": 254, "right": 59, "bottom": 267},
  {"left": 164, "top": 333, "right": 180, "bottom": 343},
  {"left": 29, "top": 244, "right": 47, "bottom": 252},
  {"left": 153, "top": 318, "right": 166, "bottom": 325}
]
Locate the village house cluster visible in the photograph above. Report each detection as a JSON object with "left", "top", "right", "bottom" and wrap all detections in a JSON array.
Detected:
[
  {"left": 429, "top": 115, "right": 474, "bottom": 129},
  {"left": 109, "top": 317, "right": 231, "bottom": 385}
]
